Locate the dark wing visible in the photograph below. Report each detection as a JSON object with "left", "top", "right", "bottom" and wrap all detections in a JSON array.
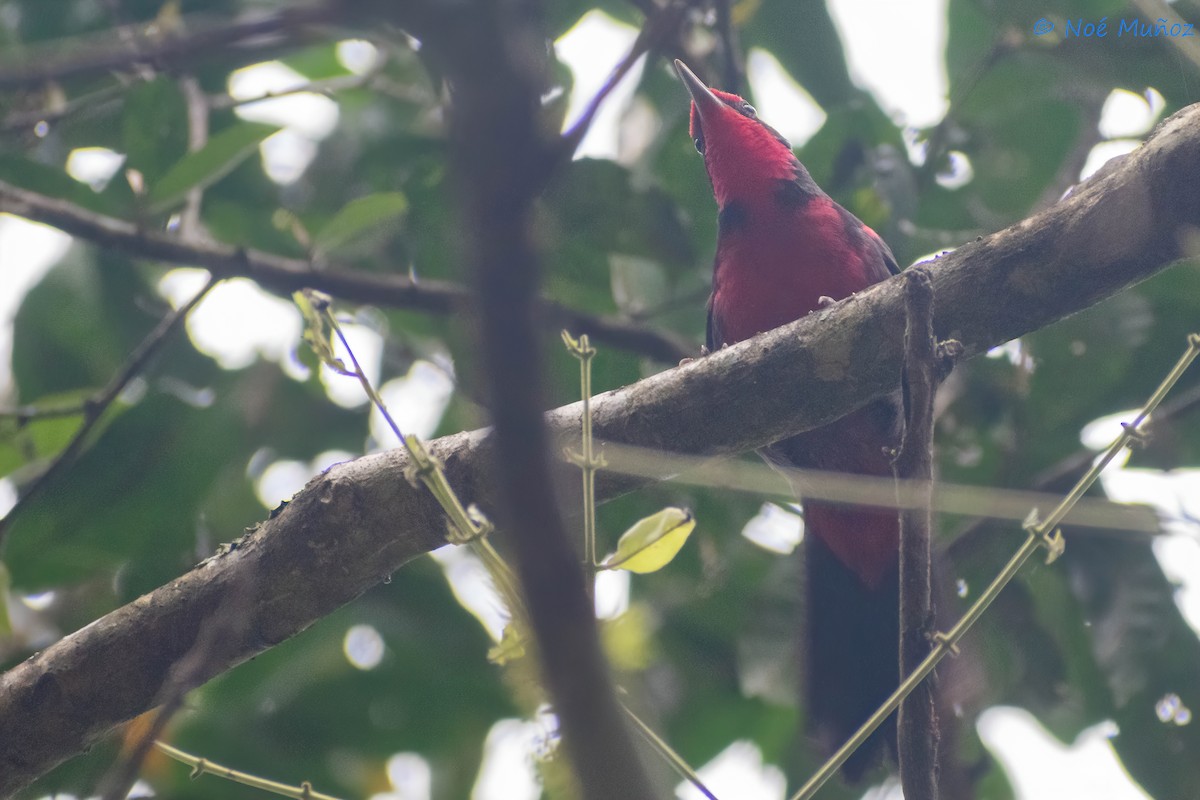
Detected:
[{"left": 834, "top": 203, "right": 901, "bottom": 283}]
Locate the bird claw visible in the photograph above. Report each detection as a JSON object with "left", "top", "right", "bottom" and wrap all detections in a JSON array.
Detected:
[{"left": 678, "top": 345, "right": 711, "bottom": 367}]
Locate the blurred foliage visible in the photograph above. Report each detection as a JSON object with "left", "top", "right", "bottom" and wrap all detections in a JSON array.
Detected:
[{"left": 1, "top": 0, "right": 1199, "bottom": 798}]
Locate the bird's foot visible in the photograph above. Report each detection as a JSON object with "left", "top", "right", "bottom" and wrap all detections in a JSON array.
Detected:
[{"left": 678, "top": 345, "right": 711, "bottom": 367}]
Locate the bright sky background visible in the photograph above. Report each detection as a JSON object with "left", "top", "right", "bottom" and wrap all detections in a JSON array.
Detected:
[{"left": 1, "top": 2, "right": 1197, "bottom": 799}]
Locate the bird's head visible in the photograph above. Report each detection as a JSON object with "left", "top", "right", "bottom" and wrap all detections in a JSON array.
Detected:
[{"left": 673, "top": 59, "right": 799, "bottom": 206}]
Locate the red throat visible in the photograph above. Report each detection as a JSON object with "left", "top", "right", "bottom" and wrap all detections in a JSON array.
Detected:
[{"left": 690, "top": 90, "right": 797, "bottom": 207}]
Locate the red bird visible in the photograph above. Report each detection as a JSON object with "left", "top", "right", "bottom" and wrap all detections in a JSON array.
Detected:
[{"left": 675, "top": 59, "right": 903, "bottom": 780}]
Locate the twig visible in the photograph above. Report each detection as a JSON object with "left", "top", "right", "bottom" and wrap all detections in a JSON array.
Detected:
[
  {"left": 1, "top": 84, "right": 127, "bottom": 134},
  {"left": 559, "top": 0, "right": 692, "bottom": 156},
  {"left": 443, "top": 0, "right": 656, "bottom": 795},
  {"left": 714, "top": 0, "right": 744, "bottom": 94},
  {"left": 0, "top": 275, "right": 217, "bottom": 548},
  {"left": 891, "top": 268, "right": 948, "bottom": 799},
  {"left": 207, "top": 53, "right": 393, "bottom": 111},
  {"left": 0, "top": 179, "right": 694, "bottom": 363},
  {"left": 563, "top": 332, "right": 604, "bottom": 590},
  {"left": 0, "top": 4, "right": 337, "bottom": 90},
  {"left": 0, "top": 404, "right": 90, "bottom": 422},
  {"left": 622, "top": 702, "right": 719, "bottom": 800},
  {"left": 154, "top": 741, "right": 342, "bottom": 800},
  {"left": 597, "top": 442, "right": 1158, "bottom": 535},
  {"left": 2, "top": 48, "right": 394, "bottom": 136},
  {"left": 790, "top": 333, "right": 1200, "bottom": 800}
]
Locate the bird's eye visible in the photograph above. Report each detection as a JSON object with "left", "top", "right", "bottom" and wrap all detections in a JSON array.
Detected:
[
  {"left": 741, "top": 102, "right": 757, "bottom": 118},
  {"left": 693, "top": 135, "right": 705, "bottom": 155}
]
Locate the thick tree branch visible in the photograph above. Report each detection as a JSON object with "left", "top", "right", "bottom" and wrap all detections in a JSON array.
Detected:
[
  {"left": 1, "top": 103, "right": 1199, "bottom": 796},
  {"left": 0, "top": 181, "right": 694, "bottom": 363}
]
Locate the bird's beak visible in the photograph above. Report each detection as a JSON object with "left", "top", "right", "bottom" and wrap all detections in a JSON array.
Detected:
[{"left": 673, "top": 59, "right": 724, "bottom": 123}]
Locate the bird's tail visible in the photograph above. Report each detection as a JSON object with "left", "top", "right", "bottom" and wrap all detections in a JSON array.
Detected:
[{"left": 802, "top": 504, "right": 900, "bottom": 782}]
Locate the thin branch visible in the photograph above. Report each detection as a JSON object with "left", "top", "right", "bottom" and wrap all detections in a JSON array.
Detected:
[
  {"left": 207, "top": 54, "right": 393, "bottom": 111},
  {"left": 563, "top": 332, "right": 603, "bottom": 584},
  {"left": 559, "top": 0, "right": 691, "bottom": 156},
  {"left": 0, "top": 404, "right": 90, "bottom": 422},
  {"left": 714, "top": 0, "right": 744, "bottom": 94},
  {"left": 1, "top": 47, "right": 396, "bottom": 136},
  {"left": 1, "top": 100, "right": 1199, "bottom": 795},
  {"left": 598, "top": 441, "right": 1159, "bottom": 536},
  {"left": 0, "top": 275, "right": 217, "bottom": 548},
  {"left": 153, "top": 742, "right": 343, "bottom": 800},
  {"left": 0, "top": 4, "right": 338, "bottom": 91},
  {"left": 892, "top": 268, "right": 947, "bottom": 800},
  {"left": 1, "top": 84, "right": 127, "bottom": 134},
  {"left": 622, "top": 703, "right": 719, "bottom": 799},
  {"left": 0, "top": 180, "right": 695, "bottom": 363}
]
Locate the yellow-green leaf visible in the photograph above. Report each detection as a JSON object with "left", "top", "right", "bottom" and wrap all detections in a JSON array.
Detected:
[{"left": 600, "top": 507, "right": 694, "bottom": 574}]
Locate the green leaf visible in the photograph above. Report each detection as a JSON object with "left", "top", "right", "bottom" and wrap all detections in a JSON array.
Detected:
[
  {"left": 147, "top": 121, "right": 280, "bottom": 212},
  {"left": 121, "top": 76, "right": 188, "bottom": 185},
  {"left": 312, "top": 191, "right": 408, "bottom": 258},
  {"left": 600, "top": 506, "right": 695, "bottom": 574}
]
